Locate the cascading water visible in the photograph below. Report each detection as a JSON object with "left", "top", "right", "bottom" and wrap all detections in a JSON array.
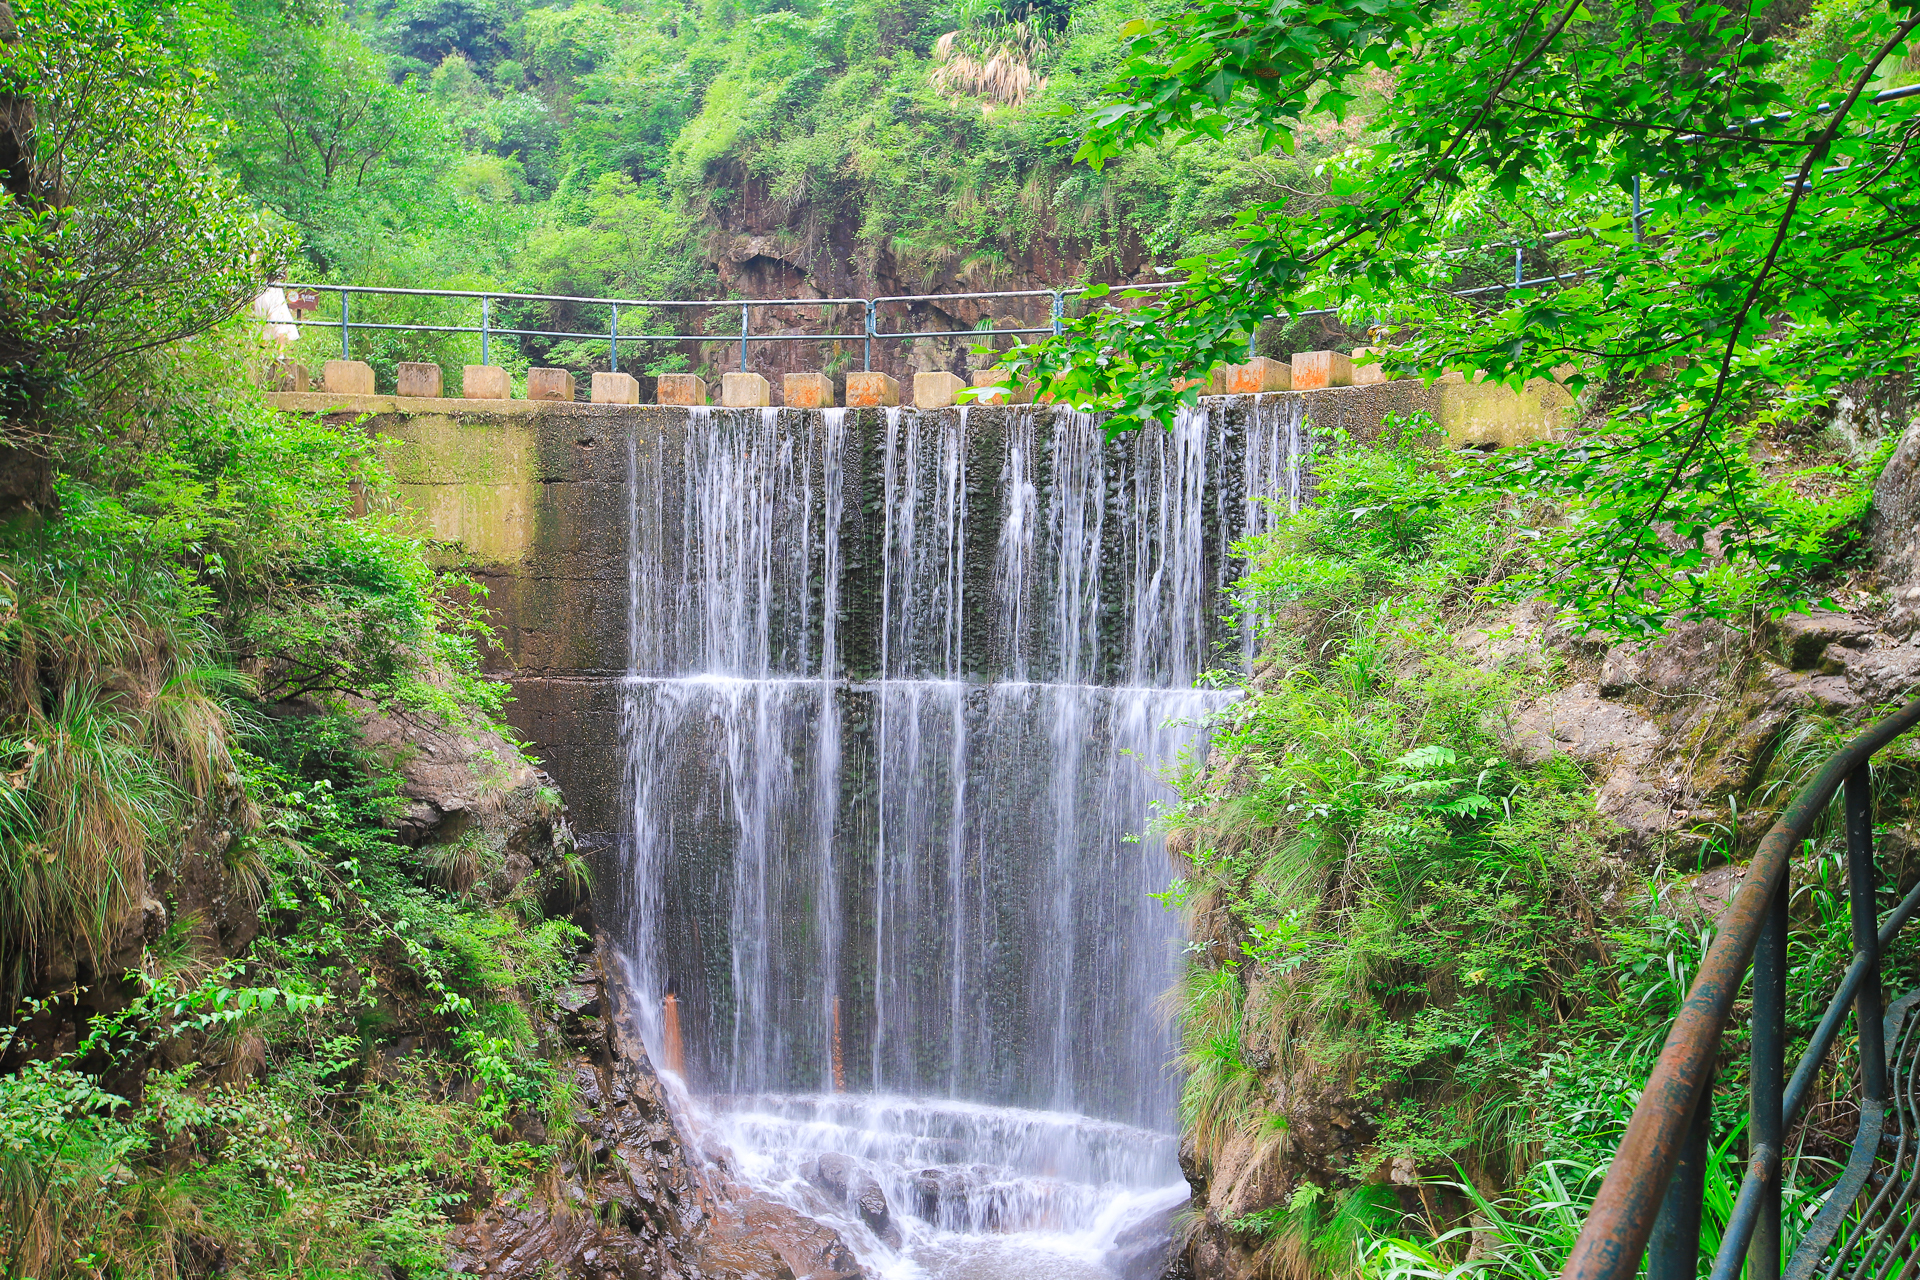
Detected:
[{"left": 616, "top": 394, "right": 1306, "bottom": 1277}]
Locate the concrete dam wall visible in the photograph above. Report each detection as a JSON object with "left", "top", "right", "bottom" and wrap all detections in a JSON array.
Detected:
[
  {"left": 265, "top": 378, "right": 1568, "bottom": 1272},
  {"left": 270, "top": 376, "right": 1566, "bottom": 835}
]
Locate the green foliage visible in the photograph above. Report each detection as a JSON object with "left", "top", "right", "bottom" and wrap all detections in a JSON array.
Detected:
[
  {"left": 1014, "top": 0, "right": 1920, "bottom": 633},
  {"left": 0, "top": 703, "right": 588, "bottom": 1278},
  {"left": 1182, "top": 430, "right": 1920, "bottom": 1276},
  {"left": 1237, "top": 1182, "right": 1405, "bottom": 1279},
  {"left": 0, "top": 0, "right": 294, "bottom": 421},
  {"left": 0, "top": 4, "right": 596, "bottom": 1273},
  {"left": 213, "top": 1, "right": 462, "bottom": 264},
  {"left": 1171, "top": 430, "right": 1614, "bottom": 1187},
  {"left": 108, "top": 0, "right": 1372, "bottom": 391}
]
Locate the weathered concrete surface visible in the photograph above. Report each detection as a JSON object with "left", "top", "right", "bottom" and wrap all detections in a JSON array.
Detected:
[
  {"left": 269, "top": 394, "right": 643, "bottom": 833},
  {"left": 266, "top": 381, "right": 1569, "bottom": 837}
]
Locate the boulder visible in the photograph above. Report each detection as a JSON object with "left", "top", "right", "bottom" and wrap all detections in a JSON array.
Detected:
[
  {"left": 854, "top": 1178, "right": 902, "bottom": 1249},
  {"left": 1774, "top": 610, "right": 1875, "bottom": 669},
  {"left": 1108, "top": 1199, "right": 1184, "bottom": 1280},
  {"left": 1596, "top": 621, "right": 1738, "bottom": 702},
  {"left": 806, "top": 1151, "right": 855, "bottom": 1202},
  {"left": 1820, "top": 637, "right": 1920, "bottom": 704},
  {"left": 345, "top": 701, "right": 578, "bottom": 911},
  {"left": 1873, "top": 417, "right": 1920, "bottom": 622}
]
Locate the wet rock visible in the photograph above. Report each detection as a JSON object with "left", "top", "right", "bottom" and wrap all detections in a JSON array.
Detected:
[
  {"left": 1108, "top": 1200, "right": 1185, "bottom": 1280},
  {"left": 854, "top": 1178, "right": 901, "bottom": 1249},
  {"left": 700, "top": 1196, "right": 866, "bottom": 1280},
  {"left": 912, "top": 1168, "right": 947, "bottom": 1220},
  {"left": 806, "top": 1151, "right": 855, "bottom": 1202},
  {"left": 448, "top": 948, "right": 871, "bottom": 1279}
]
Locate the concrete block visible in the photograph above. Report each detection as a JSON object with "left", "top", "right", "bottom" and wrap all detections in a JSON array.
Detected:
[
  {"left": 1291, "top": 351, "right": 1354, "bottom": 390},
  {"left": 397, "top": 362, "right": 443, "bottom": 399},
  {"left": 970, "top": 370, "right": 1031, "bottom": 406},
  {"left": 913, "top": 370, "right": 966, "bottom": 409},
  {"left": 721, "top": 371, "right": 770, "bottom": 408},
  {"left": 846, "top": 371, "right": 900, "bottom": 408},
  {"left": 657, "top": 373, "right": 708, "bottom": 406},
  {"left": 266, "top": 359, "right": 308, "bottom": 393},
  {"left": 1226, "top": 357, "right": 1291, "bottom": 394},
  {"left": 464, "top": 365, "right": 510, "bottom": 399},
  {"left": 322, "top": 360, "right": 375, "bottom": 396},
  {"left": 784, "top": 372, "right": 835, "bottom": 408},
  {"left": 1433, "top": 375, "right": 1577, "bottom": 449},
  {"left": 592, "top": 371, "right": 640, "bottom": 405},
  {"left": 1351, "top": 347, "right": 1394, "bottom": 386},
  {"left": 528, "top": 368, "right": 576, "bottom": 402},
  {"left": 1173, "top": 370, "right": 1223, "bottom": 395}
]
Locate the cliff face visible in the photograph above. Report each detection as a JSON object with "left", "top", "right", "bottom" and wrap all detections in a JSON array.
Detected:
[
  {"left": 1168, "top": 414, "right": 1920, "bottom": 1280},
  {"left": 690, "top": 156, "right": 1157, "bottom": 390}
]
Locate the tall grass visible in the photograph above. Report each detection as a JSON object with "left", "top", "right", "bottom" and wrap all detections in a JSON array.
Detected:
[{"left": 0, "top": 558, "right": 254, "bottom": 970}]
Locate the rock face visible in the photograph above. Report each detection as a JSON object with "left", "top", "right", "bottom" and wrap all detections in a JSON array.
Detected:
[
  {"left": 448, "top": 953, "right": 868, "bottom": 1280},
  {"left": 350, "top": 699, "right": 588, "bottom": 923}
]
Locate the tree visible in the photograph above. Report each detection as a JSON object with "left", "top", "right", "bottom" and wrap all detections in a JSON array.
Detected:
[
  {"left": 0, "top": 0, "right": 292, "bottom": 511},
  {"left": 384, "top": 0, "right": 510, "bottom": 71},
  {"left": 1015, "top": 0, "right": 1920, "bottom": 633},
  {"left": 212, "top": 4, "right": 454, "bottom": 267}
]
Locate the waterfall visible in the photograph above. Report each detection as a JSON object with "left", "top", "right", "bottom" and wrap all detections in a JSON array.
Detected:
[{"left": 616, "top": 395, "right": 1304, "bottom": 1277}]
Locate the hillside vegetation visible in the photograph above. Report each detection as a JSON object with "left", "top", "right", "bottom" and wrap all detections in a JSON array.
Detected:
[
  {"left": 157, "top": 0, "right": 1380, "bottom": 387},
  {"left": 0, "top": 6, "right": 598, "bottom": 1274}
]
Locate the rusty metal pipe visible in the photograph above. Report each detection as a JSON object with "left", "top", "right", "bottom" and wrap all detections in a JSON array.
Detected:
[{"left": 1560, "top": 694, "right": 1920, "bottom": 1280}]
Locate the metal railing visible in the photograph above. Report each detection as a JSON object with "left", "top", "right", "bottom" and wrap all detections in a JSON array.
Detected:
[
  {"left": 276, "top": 86, "right": 1920, "bottom": 386},
  {"left": 273, "top": 281, "right": 1187, "bottom": 374},
  {"left": 1562, "top": 694, "right": 1920, "bottom": 1280},
  {"left": 270, "top": 256, "right": 1582, "bottom": 379}
]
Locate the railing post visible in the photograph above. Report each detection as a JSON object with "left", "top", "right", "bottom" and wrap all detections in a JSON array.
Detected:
[
  {"left": 611, "top": 302, "right": 619, "bottom": 373},
  {"left": 1750, "top": 881, "right": 1788, "bottom": 1280},
  {"left": 1847, "top": 766, "right": 1888, "bottom": 1105},
  {"left": 864, "top": 299, "right": 874, "bottom": 372},
  {"left": 1051, "top": 290, "right": 1063, "bottom": 337},
  {"left": 340, "top": 287, "right": 350, "bottom": 361},
  {"left": 740, "top": 302, "right": 749, "bottom": 372},
  {"left": 1648, "top": 1071, "right": 1713, "bottom": 1280},
  {"left": 481, "top": 296, "right": 490, "bottom": 367}
]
